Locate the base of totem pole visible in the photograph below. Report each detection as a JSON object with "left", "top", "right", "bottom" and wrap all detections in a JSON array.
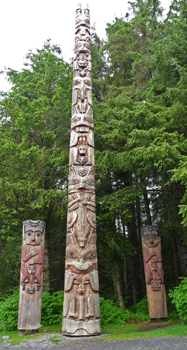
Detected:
[
  {"left": 19, "top": 330, "right": 25, "bottom": 337},
  {"left": 62, "top": 319, "right": 101, "bottom": 336},
  {"left": 150, "top": 318, "right": 167, "bottom": 322},
  {"left": 18, "top": 329, "right": 39, "bottom": 337},
  {"left": 18, "top": 289, "right": 42, "bottom": 331},
  {"left": 147, "top": 284, "right": 167, "bottom": 319}
]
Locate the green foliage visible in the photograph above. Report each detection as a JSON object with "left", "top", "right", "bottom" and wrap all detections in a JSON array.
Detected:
[
  {"left": 0, "top": 290, "right": 64, "bottom": 331},
  {"left": 169, "top": 277, "right": 187, "bottom": 323},
  {"left": 41, "top": 291, "right": 63, "bottom": 326},
  {"left": 100, "top": 297, "right": 125, "bottom": 326},
  {"left": 0, "top": 290, "right": 150, "bottom": 331},
  {"left": 0, "top": 39, "right": 72, "bottom": 292},
  {"left": 100, "top": 296, "right": 149, "bottom": 326},
  {"left": 130, "top": 297, "right": 149, "bottom": 320},
  {"left": 0, "top": 289, "right": 19, "bottom": 331}
]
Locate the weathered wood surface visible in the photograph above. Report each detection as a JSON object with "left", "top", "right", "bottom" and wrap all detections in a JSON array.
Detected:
[
  {"left": 18, "top": 220, "right": 45, "bottom": 331},
  {"left": 62, "top": 4, "right": 101, "bottom": 336},
  {"left": 141, "top": 225, "right": 167, "bottom": 319}
]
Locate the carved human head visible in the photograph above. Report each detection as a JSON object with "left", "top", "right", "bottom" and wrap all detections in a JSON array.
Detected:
[
  {"left": 28, "top": 264, "right": 36, "bottom": 274},
  {"left": 78, "top": 145, "right": 87, "bottom": 156},
  {"left": 141, "top": 225, "right": 160, "bottom": 248},
  {"left": 76, "top": 52, "right": 91, "bottom": 69},
  {"left": 23, "top": 220, "right": 45, "bottom": 245}
]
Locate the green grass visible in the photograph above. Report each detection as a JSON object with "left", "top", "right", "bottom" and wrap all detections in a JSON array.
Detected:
[
  {"left": 0, "top": 330, "right": 41, "bottom": 346},
  {"left": 48, "top": 334, "right": 64, "bottom": 344},
  {"left": 102, "top": 323, "right": 187, "bottom": 341},
  {"left": 0, "top": 324, "right": 62, "bottom": 345},
  {"left": 1, "top": 322, "right": 187, "bottom": 346},
  {"left": 102, "top": 322, "right": 148, "bottom": 335}
]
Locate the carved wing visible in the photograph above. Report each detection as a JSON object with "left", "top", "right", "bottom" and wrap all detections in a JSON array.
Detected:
[
  {"left": 67, "top": 211, "right": 77, "bottom": 229},
  {"left": 88, "top": 271, "right": 99, "bottom": 291},
  {"left": 87, "top": 211, "right": 96, "bottom": 228}
]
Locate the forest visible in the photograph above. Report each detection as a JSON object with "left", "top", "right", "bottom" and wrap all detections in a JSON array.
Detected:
[{"left": 0, "top": 0, "right": 187, "bottom": 310}]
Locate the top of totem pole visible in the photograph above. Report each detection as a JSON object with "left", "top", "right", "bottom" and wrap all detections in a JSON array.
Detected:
[
  {"left": 22, "top": 220, "right": 45, "bottom": 245},
  {"left": 23, "top": 220, "right": 45, "bottom": 233},
  {"left": 141, "top": 225, "right": 159, "bottom": 237},
  {"left": 75, "top": 3, "right": 90, "bottom": 53}
]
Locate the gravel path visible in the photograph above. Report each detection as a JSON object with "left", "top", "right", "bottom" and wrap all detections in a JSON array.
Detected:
[{"left": 1, "top": 334, "right": 187, "bottom": 350}]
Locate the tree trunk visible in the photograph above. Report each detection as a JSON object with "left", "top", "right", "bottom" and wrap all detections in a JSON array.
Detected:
[
  {"left": 127, "top": 201, "right": 142, "bottom": 305},
  {"left": 136, "top": 198, "right": 146, "bottom": 292},
  {"left": 43, "top": 241, "right": 50, "bottom": 292},
  {"left": 130, "top": 257, "right": 138, "bottom": 306},
  {"left": 143, "top": 189, "right": 152, "bottom": 225},
  {"left": 171, "top": 236, "right": 179, "bottom": 285},
  {"left": 112, "top": 262, "right": 124, "bottom": 309}
]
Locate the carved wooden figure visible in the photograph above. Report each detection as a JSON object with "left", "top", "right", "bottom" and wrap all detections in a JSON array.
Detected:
[
  {"left": 141, "top": 226, "right": 167, "bottom": 319},
  {"left": 62, "top": 4, "right": 101, "bottom": 336},
  {"left": 18, "top": 220, "right": 45, "bottom": 336}
]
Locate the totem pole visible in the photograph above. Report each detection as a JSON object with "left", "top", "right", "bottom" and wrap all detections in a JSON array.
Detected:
[
  {"left": 141, "top": 226, "right": 167, "bottom": 319},
  {"left": 62, "top": 4, "right": 101, "bottom": 336},
  {"left": 18, "top": 220, "right": 45, "bottom": 336}
]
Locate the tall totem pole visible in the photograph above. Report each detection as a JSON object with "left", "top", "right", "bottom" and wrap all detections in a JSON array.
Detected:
[{"left": 62, "top": 4, "right": 101, "bottom": 336}]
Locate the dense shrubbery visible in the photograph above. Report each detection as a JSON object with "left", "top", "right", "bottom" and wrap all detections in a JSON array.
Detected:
[
  {"left": 0, "top": 289, "right": 19, "bottom": 331},
  {"left": 0, "top": 290, "right": 64, "bottom": 330},
  {"left": 41, "top": 291, "right": 64, "bottom": 326},
  {"left": 0, "top": 290, "right": 151, "bottom": 330},
  {"left": 100, "top": 296, "right": 149, "bottom": 326},
  {"left": 129, "top": 297, "right": 149, "bottom": 320},
  {"left": 100, "top": 297, "right": 125, "bottom": 325},
  {"left": 169, "top": 277, "right": 187, "bottom": 324}
]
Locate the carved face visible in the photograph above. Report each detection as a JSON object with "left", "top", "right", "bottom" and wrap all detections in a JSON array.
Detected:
[
  {"left": 75, "top": 26, "right": 90, "bottom": 43},
  {"left": 28, "top": 264, "right": 36, "bottom": 274},
  {"left": 150, "top": 262, "right": 158, "bottom": 271},
  {"left": 24, "top": 225, "right": 43, "bottom": 245},
  {"left": 66, "top": 244, "right": 97, "bottom": 273},
  {"left": 142, "top": 231, "right": 160, "bottom": 248},
  {"left": 78, "top": 145, "right": 87, "bottom": 156},
  {"left": 77, "top": 53, "right": 90, "bottom": 69}
]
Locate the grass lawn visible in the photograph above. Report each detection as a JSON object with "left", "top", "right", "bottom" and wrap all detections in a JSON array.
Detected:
[
  {"left": 101, "top": 322, "right": 187, "bottom": 341},
  {"left": 1, "top": 321, "right": 187, "bottom": 346}
]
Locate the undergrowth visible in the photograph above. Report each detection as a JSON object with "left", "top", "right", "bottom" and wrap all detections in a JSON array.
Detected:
[
  {"left": 0, "top": 288, "right": 177, "bottom": 331},
  {"left": 169, "top": 277, "right": 187, "bottom": 324}
]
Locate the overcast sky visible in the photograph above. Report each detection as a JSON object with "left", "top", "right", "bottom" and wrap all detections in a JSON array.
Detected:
[{"left": 0, "top": 0, "right": 172, "bottom": 92}]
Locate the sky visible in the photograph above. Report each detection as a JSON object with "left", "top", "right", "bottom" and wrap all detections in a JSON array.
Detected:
[{"left": 0, "top": 0, "right": 172, "bottom": 92}]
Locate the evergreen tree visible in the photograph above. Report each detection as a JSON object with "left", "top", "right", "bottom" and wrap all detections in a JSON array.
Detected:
[{"left": 0, "top": 40, "right": 72, "bottom": 292}]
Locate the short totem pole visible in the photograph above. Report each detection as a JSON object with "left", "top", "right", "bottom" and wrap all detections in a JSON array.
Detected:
[
  {"left": 62, "top": 4, "right": 101, "bottom": 336},
  {"left": 18, "top": 220, "right": 45, "bottom": 335},
  {"left": 141, "top": 226, "right": 167, "bottom": 319}
]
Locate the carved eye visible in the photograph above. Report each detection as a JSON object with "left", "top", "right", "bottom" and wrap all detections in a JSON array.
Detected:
[
  {"left": 37, "top": 233, "right": 41, "bottom": 237},
  {"left": 68, "top": 251, "right": 76, "bottom": 259},
  {"left": 27, "top": 232, "right": 31, "bottom": 236},
  {"left": 83, "top": 278, "right": 90, "bottom": 285},
  {"left": 85, "top": 251, "right": 96, "bottom": 259},
  {"left": 73, "top": 279, "right": 80, "bottom": 285}
]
